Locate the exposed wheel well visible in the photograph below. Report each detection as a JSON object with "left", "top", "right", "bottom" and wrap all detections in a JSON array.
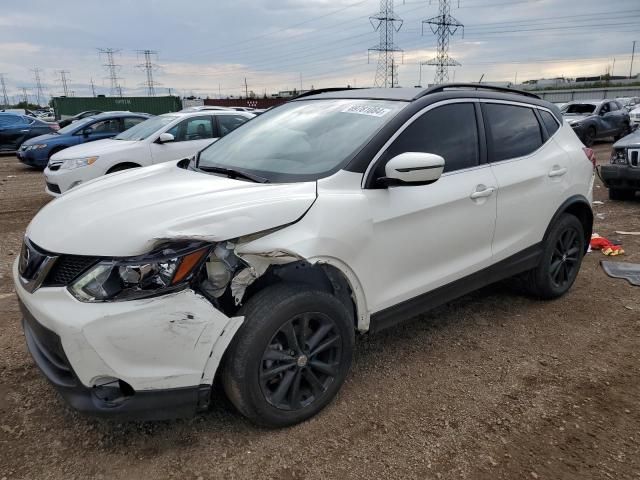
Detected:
[
  {"left": 241, "top": 262, "right": 358, "bottom": 329},
  {"left": 106, "top": 162, "right": 141, "bottom": 174}
]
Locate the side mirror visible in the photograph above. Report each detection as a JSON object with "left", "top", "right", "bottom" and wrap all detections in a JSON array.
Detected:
[
  {"left": 83, "top": 127, "right": 94, "bottom": 137},
  {"left": 158, "top": 132, "right": 175, "bottom": 143},
  {"left": 378, "top": 152, "right": 445, "bottom": 187}
]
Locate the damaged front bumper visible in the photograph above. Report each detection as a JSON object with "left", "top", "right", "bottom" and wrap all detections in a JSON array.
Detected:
[{"left": 14, "top": 258, "right": 242, "bottom": 420}]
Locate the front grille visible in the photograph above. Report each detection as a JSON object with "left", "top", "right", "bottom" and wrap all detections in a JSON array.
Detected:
[
  {"left": 630, "top": 149, "right": 639, "bottom": 168},
  {"left": 43, "top": 255, "right": 98, "bottom": 286},
  {"left": 46, "top": 182, "right": 61, "bottom": 194}
]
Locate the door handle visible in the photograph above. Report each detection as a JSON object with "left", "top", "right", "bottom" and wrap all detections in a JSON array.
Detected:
[
  {"left": 548, "top": 167, "right": 567, "bottom": 177},
  {"left": 470, "top": 186, "right": 496, "bottom": 199}
]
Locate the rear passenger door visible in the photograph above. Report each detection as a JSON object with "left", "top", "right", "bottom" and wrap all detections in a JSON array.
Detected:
[
  {"left": 362, "top": 101, "right": 498, "bottom": 312},
  {"left": 483, "top": 102, "right": 569, "bottom": 262}
]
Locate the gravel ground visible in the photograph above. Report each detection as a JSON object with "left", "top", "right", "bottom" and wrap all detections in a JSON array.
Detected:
[{"left": 0, "top": 143, "right": 639, "bottom": 480}]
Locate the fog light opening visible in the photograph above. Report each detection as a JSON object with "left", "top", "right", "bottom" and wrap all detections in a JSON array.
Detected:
[{"left": 92, "top": 377, "right": 135, "bottom": 407}]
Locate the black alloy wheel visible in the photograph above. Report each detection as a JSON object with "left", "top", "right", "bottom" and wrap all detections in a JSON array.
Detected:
[
  {"left": 260, "top": 312, "right": 341, "bottom": 411},
  {"left": 548, "top": 226, "right": 581, "bottom": 289}
]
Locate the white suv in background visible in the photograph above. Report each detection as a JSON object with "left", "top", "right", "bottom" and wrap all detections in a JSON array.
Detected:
[
  {"left": 43, "top": 110, "right": 254, "bottom": 195},
  {"left": 15, "top": 85, "right": 594, "bottom": 428}
]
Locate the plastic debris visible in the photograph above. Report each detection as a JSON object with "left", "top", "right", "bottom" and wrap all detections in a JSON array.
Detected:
[
  {"left": 615, "top": 231, "right": 640, "bottom": 236},
  {"left": 590, "top": 233, "right": 624, "bottom": 256}
]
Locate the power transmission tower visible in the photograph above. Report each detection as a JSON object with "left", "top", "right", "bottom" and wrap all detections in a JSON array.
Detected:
[
  {"left": 136, "top": 49, "right": 160, "bottom": 96},
  {"left": 0, "top": 74, "right": 9, "bottom": 108},
  {"left": 90, "top": 77, "right": 96, "bottom": 97},
  {"left": 98, "top": 48, "right": 124, "bottom": 96},
  {"left": 19, "top": 87, "right": 29, "bottom": 105},
  {"left": 422, "top": 0, "right": 464, "bottom": 85},
  {"left": 368, "top": 0, "right": 403, "bottom": 88},
  {"left": 243, "top": 78, "right": 249, "bottom": 98},
  {"left": 31, "top": 67, "right": 45, "bottom": 106},
  {"left": 57, "top": 70, "right": 70, "bottom": 96}
]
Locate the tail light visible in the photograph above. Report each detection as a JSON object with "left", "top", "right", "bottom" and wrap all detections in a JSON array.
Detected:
[{"left": 582, "top": 147, "right": 596, "bottom": 168}]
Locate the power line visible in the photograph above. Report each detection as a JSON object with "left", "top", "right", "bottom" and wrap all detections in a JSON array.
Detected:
[
  {"left": 98, "top": 48, "right": 124, "bottom": 97},
  {"left": 31, "top": 67, "right": 45, "bottom": 106},
  {"left": 369, "top": 0, "right": 404, "bottom": 87},
  {"left": 57, "top": 70, "right": 70, "bottom": 97},
  {"left": 137, "top": 49, "right": 160, "bottom": 96}
]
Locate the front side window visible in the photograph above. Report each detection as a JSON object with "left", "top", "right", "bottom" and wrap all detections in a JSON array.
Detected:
[
  {"left": 197, "top": 99, "right": 405, "bottom": 182},
  {"left": 217, "top": 114, "right": 250, "bottom": 136},
  {"left": 167, "top": 116, "right": 214, "bottom": 142},
  {"left": 608, "top": 101, "right": 620, "bottom": 112},
  {"left": 380, "top": 103, "right": 479, "bottom": 174},
  {"left": 89, "top": 119, "right": 120, "bottom": 134},
  {"left": 483, "top": 103, "right": 542, "bottom": 162}
]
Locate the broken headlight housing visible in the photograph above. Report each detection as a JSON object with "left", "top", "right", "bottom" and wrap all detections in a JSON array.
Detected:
[
  {"left": 69, "top": 242, "right": 210, "bottom": 302},
  {"left": 610, "top": 148, "right": 627, "bottom": 165}
]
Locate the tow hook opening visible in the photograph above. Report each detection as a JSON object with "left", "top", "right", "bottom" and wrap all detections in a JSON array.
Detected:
[{"left": 92, "top": 377, "right": 135, "bottom": 407}]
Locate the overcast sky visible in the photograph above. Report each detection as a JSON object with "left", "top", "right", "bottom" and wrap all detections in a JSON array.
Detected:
[{"left": 0, "top": 0, "right": 638, "bottom": 102}]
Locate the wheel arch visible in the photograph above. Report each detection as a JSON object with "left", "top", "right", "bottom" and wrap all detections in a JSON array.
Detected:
[
  {"left": 106, "top": 162, "right": 142, "bottom": 174},
  {"left": 544, "top": 195, "right": 593, "bottom": 252}
]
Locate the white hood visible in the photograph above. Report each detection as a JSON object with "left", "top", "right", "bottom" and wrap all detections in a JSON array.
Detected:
[
  {"left": 50, "top": 139, "right": 138, "bottom": 160},
  {"left": 28, "top": 162, "right": 317, "bottom": 256}
]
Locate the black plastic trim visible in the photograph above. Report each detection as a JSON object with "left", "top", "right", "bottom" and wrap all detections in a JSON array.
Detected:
[{"left": 368, "top": 243, "right": 543, "bottom": 334}]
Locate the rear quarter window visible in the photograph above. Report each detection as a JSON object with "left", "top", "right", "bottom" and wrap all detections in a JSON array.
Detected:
[
  {"left": 539, "top": 110, "right": 560, "bottom": 137},
  {"left": 483, "top": 103, "right": 543, "bottom": 162}
]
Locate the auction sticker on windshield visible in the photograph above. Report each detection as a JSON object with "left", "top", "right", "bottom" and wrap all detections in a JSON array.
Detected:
[{"left": 341, "top": 104, "right": 391, "bottom": 117}]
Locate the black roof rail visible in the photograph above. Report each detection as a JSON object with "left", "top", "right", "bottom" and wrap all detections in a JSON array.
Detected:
[
  {"left": 416, "top": 83, "right": 540, "bottom": 100},
  {"left": 294, "top": 87, "right": 362, "bottom": 99}
]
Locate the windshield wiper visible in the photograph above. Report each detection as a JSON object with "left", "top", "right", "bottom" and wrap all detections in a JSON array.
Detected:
[{"left": 198, "top": 165, "right": 269, "bottom": 183}]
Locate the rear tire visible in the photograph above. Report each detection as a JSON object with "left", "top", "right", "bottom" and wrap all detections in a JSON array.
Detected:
[
  {"left": 523, "top": 214, "right": 585, "bottom": 300},
  {"left": 222, "top": 283, "right": 354, "bottom": 428},
  {"left": 582, "top": 127, "right": 596, "bottom": 147},
  {"left": 608, "top": 188, "right": 634, "bottom": 201}
]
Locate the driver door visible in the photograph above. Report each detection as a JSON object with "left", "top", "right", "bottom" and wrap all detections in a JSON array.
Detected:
[
  {"left": 149, "top": 115, "right": 219, "bottom": 164},
  {"left": 360, "top": 101, "right": 497, "bottom": 313}
]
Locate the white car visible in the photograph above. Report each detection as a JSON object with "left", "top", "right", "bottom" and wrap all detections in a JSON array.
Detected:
[
  {"left": 43, "top": 110, "right": 254, "bottom": 195},
  {"left": 629, "top": 106, "right": 640, "bottom": 126},
  {"left": 14, "top": 85, "right": 594, "bottom": 427}
]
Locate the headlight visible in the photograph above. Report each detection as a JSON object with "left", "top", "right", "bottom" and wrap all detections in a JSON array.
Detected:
[
  {"left": 60, "top": 156, "right": 99, "bottom": 170},
  {"left": 31, "top": 144, "right": 48, "bottom": 149},
  {"left": 610, "top": 149, "right": 627, "bottom": 165},
  {"left": 69, "top": 242, "right": 210, "bottom": 302}
]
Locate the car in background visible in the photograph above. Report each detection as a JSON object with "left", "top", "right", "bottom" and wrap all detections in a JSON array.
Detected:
[
  {"left": 57, "top": 110, "right": 103, "bottom": 128},
  {"left": 179, "top": 105, "right": 233, "bottom": 112},
  {"left": 561, "top": 99, "right": 631, "bottom": 146},
  {"left": 553, "top": 102, "right": 567, "bottom": 110},
  {"left": 601, "top": 129, "right": 640, "bottom": 200},
  {"left": 44, "top": 110, "right": 254, "bottom": 195},
  {"left": 628, "top": 105, "right": 640, "bottom": 127},
  {"left": 615, "top": 96, "right": 640, "bottom": 112},
  {"left": 0, "top": 113, "right": 57, "bottom": 152},
  {"left": 17, "top": 112, "right": 152, "bottom": 169}
]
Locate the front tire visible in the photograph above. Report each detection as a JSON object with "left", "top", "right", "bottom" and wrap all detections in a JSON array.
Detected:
[
  {"left": 582, "top": 127, "right": 596, "bottom": 147},
  {"left": 524, "top": 214, "right": 585, "bottom": 300},
  {"left": 222, "top": 283, "right": 354, "bottom": 428}
]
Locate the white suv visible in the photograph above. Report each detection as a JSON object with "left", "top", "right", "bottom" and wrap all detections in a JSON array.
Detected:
[
  {"left": 43, "top": 110, "right": 254, "bottom": 195},
  {"left": 14, "top": 85, "right": 594, "bottom": 427}
]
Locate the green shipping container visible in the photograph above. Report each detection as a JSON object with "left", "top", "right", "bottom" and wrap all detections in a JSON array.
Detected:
[{"left": 52, "top": 96, "right": 182, "bottom": 119}]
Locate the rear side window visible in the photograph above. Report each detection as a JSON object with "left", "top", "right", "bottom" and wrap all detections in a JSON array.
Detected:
[
  {"left": 483, "top": 104, "right": 542, "bottom": 161},
  {"left": 539, "top": 110, "right": 560, "bottom": 136},
  {"left": 217, "top": 114, "right": 250, "bottom": 136},
  {"left": 123, "top": 117, "right": 146, "bottom": 130},
  {"left": 381, "top": 103, "right": 479, "bottom": 173}
]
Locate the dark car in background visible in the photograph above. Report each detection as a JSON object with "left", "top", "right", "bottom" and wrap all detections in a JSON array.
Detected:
[
  {"left": 601, "top": 129, "right": 640, "bottom": 200},
  {"left": 561, "top": 99, "right": 631, "bottom": 147},
  {"left": 57, "top": 110, "right": 103, "bottom": 128},
  {"left": 0, "top": 113, "right": 57, "bottom": 152},
  {"left": 17, "top": 112, "right": 152, "bottom": 168}
]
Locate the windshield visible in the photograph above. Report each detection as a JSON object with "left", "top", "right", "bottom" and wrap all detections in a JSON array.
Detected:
[
  {"left": 114, "top": 115, "right": 177, "bottom": 141},
  {"left": 561, "top": 103, "right": 597, "bottom": 115},
  {"left": 197, "top": 99, "right": 405, "bottom": 182},
  {"left": 57, "top": 116, "right": 96, "bottom": 134}
]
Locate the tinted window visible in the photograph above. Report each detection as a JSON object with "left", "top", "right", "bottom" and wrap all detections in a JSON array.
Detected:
[
  {"left": 381, "top": 103, "right": 479, "bottom": 173},
  {"left": 0, "top": 114, "right": 25, "bottom": 125},
  {"left": 217, "top": 114, "right": 250, "bottom": 136},
  {"left": 167, "top": 116, "right": 214, "bottom": 142},
  {"left": 123, "top": 117, "right": 146, "bottom": 130},
  {"left": 483, "top": 104, "right": 542, "bottom": 161},
  {"left": 90, "top": 119, "right": 120, "bottom": 134},
  {"left": 539, "top": 110, "right": 559, "bottom": 136},
  {"left": 608, "top": 101, "right": 620, "bottom": 111}
]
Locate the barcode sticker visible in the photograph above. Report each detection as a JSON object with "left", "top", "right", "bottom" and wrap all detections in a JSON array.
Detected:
[{"left": 341, "top": 104, "right": 391, "bottom": 117}]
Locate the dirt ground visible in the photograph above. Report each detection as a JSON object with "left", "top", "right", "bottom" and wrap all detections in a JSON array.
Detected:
[{"left": 0, "top": 143, "right": 639, "bottom": 480}]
